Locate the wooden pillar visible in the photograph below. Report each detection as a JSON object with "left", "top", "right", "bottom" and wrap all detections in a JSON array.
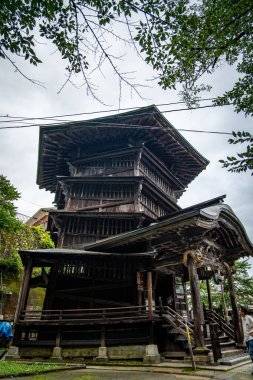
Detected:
[
  {"left": 137, "top": 272, "right": 143, "bottom": 306},
  {"left": 206, "top": 278, "right": 212, "bottom": 310},
  {"left": 55, "top": 327, "right": 62, "bottom": 348},
  {"left": 149, "top": 321, "right": 154, "bottom": 344},
  {"left": 187, "top": 256, "right": 205, "bottom": 348},
  {"left": 14, "top": 256, "right": 33, "bottom": 324},
  {"left": 182, "top": 278, "right": 190, "bottom": 318},
  {"left": 101, "top": 326, "right": 106, "bottom": 347},
  {"left": 43, "top": 263, "right": 59, "bottom": 311},
  {"left": 224, "top": 263, "right": 244, "bottom": 344},
  {"left": 147, "top": 271, "right": 153, "bottom": 320},
  {"left": 220, "top": 283, "right": 229, "bottom": 322}
]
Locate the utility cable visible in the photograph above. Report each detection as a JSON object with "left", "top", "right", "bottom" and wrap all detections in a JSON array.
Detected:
[
  {"left": 0, "top": 104, "right": 232, "bottom": 134},
  {"left": 0, "top": 98, "right": 217, "bottom": 123}
]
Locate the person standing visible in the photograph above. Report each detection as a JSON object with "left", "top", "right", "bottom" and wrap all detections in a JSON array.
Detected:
[
  {"left": 0, "top": 316, "right": 13, "bottom": 348},
  {"left": 239, "top": 306, "right": 253, "bottom": 375}
]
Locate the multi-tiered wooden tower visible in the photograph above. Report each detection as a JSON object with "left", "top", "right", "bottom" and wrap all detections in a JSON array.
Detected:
[
  {"left": 13, "top": 106, "right": 252, "bottom": 363},
  {"left": 42, "top": 105, "right": 206, "bottom": 248}
]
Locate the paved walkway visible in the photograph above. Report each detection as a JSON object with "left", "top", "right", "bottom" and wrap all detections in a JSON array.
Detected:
[{"left": 8, "top": 362, "right": 253, "bottom": 380}]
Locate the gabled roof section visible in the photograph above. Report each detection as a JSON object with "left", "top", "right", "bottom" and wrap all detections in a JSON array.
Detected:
[
  {"left": 37, "top": 105, "right": 209, "bottom": 192},
  {"left": 85, "top": 196, "right": 253, "bottom": 262}
]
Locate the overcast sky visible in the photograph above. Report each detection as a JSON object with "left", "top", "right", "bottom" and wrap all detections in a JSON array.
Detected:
[{"left": 0, "top": 30, "right": 252, "bottom": 271}]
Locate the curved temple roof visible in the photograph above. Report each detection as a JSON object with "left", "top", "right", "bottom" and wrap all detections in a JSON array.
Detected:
[
  {"left": 85, "top": 196, "right": 253, "bottom": 263},
  {"left": 19, "top": 197, "right": 252, "bottom": 268},
  {"left": 37, "top": 105, "right": 209, "bottom": 192}
]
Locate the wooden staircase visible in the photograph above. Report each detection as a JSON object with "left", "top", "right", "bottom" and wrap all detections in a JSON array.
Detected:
[
  {"left": 205, "top": 309, "right": 248, "bottom": 365},
  {"left": 159, "top": 306, "right": 195, "bottom": 359},
  {"left": 160, "top": 307, "right": 248, "bottom": 365}
]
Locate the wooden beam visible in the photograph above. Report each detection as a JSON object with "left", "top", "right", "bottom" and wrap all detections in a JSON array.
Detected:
[
  {"left": 187, "top": 256, "right": 205, "bottom": 347},
  {"left": 206, "top": 278, "right": 212, "bottom": 310},
  {"left": 14, "top": 257, "right": 33, "bottom": 324},
  {"left": 224, "top": 263, "right": 244, "bottom": 344},
  {"left": 147, "top": 271, "right": 153, "bottom": 320}
]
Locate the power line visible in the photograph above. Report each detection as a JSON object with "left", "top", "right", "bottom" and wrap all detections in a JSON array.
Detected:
[
  {"left": 0, "top": 98, "right": 217, "bottom": 123},
  {"left": 178, "top": 129, "right": 231, "bottom": 136},
  {"left": 19, "top": 198, "right": 50, "bottom": 208},
  {"left": 0, "top": 104, "right": 233, "bottom": 135}
]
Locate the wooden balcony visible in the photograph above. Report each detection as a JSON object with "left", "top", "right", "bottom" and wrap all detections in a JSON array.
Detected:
[{"left": 17, "top": 306, "right": 156, "bottom": 326}]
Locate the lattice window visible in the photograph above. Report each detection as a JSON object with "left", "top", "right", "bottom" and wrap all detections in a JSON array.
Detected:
[
  {"left": 65, "top": 217, "right": 135, "bottom": 237},
  {"left": 58, "top": 259, "right": 134, "bottom": 280},
  {"left": 140, "top": 159, "right": 176, "bottom": 201},
  {"left": 69, "top": 183, "right": 135, "bottom": 200},
  {"left": 140, "top": 191, "right": 168, "bottom": 217},
  {"left": 72, "top": 154, "right": 135, "bottom": 176}
]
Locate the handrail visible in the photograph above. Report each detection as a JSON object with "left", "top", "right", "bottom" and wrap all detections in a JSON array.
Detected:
[
  {"left": 22, "top": 305, "right": 147, "bottom": 313},
  {"left": 206, "top": 309, "right": 235, "bottom": 341},
  {"left": 19, "top": 305, "right": 150, "bottom": 322},
  {"left": 161, "top": 306, "right": 194, "bottom": 343},
  {"left": 162, "top": 306, "right": 194, "bottom": 330},
  {"left": 207, "top": 309, "right": 234, "bottom": 327}
]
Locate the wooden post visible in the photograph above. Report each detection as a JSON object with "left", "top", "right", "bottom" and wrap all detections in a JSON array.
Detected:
[
  {"left": 42, "top": 263, "right": 59, "bottom": 311},
  {"left": 206, "top": 278, "right": 212, "bottom": 310},
  {"left": 51, "top": 327, "right": 63, "bottom": 359},
  {"left": 55, "top": 327, "right": 62, "bottom": 348},
  {"left": 149, "top": 321, "right": 154, "bottom": 344},
  {"left": 101, "top": 326, "right": 106, "bottom": 347},
  {"left": 147, "top": 271, "right": 153, "bottom": 320},
  {"left": 209, "top": 323, "right": 222, "bottom": 362},
  {"left": 137, "top": 272, "right": 143, "bottom": 306},
  {"left": 187, "top": 256, "right": 205, "bottom": 347},
  {"left": 14, "top": 256, "right": 33, "bottom": 324},
  {"left": 182, "top": 279, "right": 190, "bottom": 318},
  {"left": 224, "top": 263, "right": 244, "bottom": 344},
  {"left": 220, "top": 283, "right": 229, "bottom": 322}
]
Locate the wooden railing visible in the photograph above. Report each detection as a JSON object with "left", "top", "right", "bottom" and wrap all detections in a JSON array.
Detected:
[
  {"left": 162, "top": 306, "right": 195, "bottom": 343},
  {"left": 18, "top": 305, "right": 151, "bottom": 324},
  {"left": 206, "top": 309, "right": 235, "bottom": 341}
]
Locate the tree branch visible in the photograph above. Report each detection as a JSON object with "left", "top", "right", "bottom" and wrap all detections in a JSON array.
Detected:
[
  {"left": 1, "top": 49, "right": 45, "bottom": 88},
  {"left": 76, "top": 3, "right": 144, "bottom": 99}
]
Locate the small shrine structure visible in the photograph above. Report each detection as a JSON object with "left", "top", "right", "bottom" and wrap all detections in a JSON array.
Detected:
[{"left": 12, "top": 106, "right": 253, "bottom": 363}]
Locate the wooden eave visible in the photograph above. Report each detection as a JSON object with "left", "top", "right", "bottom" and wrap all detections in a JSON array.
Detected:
[
  {"left": 48, "top": 210, "right": 155, "bottom": 221},
  {"left": 19, "top": 248, "right": 155, "bottom": 267},
  {"left": 85, "top": 198, "right": 253, "bottom": 262},
  {"left": 37, "top": 105, "right": 209, "bottom": 192}
]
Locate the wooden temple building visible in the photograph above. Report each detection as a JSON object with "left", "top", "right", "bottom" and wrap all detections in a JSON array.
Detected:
[{"left": 12, "top": 105, "right": 253, "bottom": 363}]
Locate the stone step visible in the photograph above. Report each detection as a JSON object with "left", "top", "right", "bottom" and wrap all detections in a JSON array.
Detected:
[
  {"left": 205, "top": 335, "right": 231, "bottom": 345},
  {"left": 0, "top": 349, "right": 7, "bottom": 361},
  {"left": 218, "top": 353, "right": 250, "bottom": 366},
  {"left": 166, "top": 328, "right": 181, "bottom": 335},
  {"left": 221, "top": 348, "right": 245, "bottom": 358},
  {"left": 175, "top": 335, "right": 187, "bottom": 342},
  {"left": 206, "top": 340, "right": 236, "bottom": 349},
  {"left": 162, "top": 351, "right": 186, "bottom": 358}
]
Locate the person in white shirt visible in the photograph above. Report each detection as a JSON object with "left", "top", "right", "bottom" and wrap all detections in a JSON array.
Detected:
[{"left": 239, "top": 306, "right": 253, "bottom": 375}]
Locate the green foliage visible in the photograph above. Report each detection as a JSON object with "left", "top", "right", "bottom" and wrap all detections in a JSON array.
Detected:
[
  {"left": 219, "top": 131, "right": 253, "bottom": 174},
  {"left": 0, "top": 1, "right": 252, "bottom": 172},
  {"left": 1, "top": 0, "right": 252, "bottom": 108},
  {"left": 0, "top": 225, "right": 54, "bottom": 278},
  {"left": 200, "top": 260, "right": 253, "bottom": 309},
  {"left": 0, "top": 175, "right": 54, "bottom": 278},
  {"left": 0, "top": 175, "right": 21, "bottom": 232},
  {"left": 0, "top": 362, "right": 60, "bottom": 377}
]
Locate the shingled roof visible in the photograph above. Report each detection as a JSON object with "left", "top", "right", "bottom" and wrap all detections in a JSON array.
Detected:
[
  {"left": 37, "top": 105, "right": 209, "bottom": 192},
  {"left": 84, "top": 196, "right": 253, "bottom": 263}
]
